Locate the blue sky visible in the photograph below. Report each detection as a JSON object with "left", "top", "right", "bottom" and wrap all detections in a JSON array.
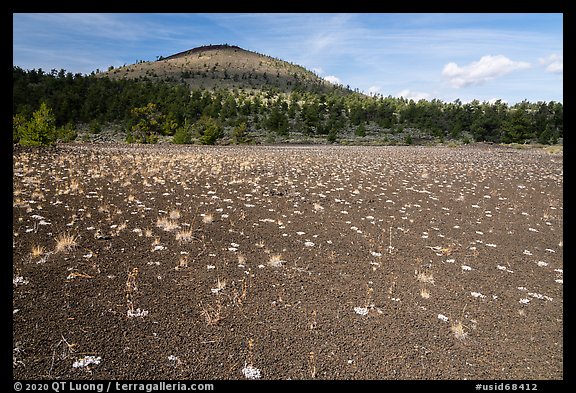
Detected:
[{"left": 13, "top": 13, "right": 563, "bottom": 104}]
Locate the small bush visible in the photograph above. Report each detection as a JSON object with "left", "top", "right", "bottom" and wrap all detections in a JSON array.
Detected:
[
  {"left": 57, "top": 122, "right": 78, "bottom": 142},
  {"left": 130, "top": 103, "right": 161, "bottom": 144},
  {"left": 232, "top": 122, "right": 252, "bottom": 144},
  {"left": 89, "top": 119, "right": 102, "bottom": 134},
  {"left": 355, "top": 123, "right": 366, "bottom": 137},
  {"left": 172, "top": 123, "right": 193, "bottom": 144},
  {"left": 327, "top": 130, "right": 338, "bottom": 144},
  {"left": 195, "top": 116, "right": 223, "bottom": 145},
  {"left": 12, "top": 113, "right": 26, "bottom": 144},
  {"left": 17, "top": 103, "right": 57, "bottom": 147}
]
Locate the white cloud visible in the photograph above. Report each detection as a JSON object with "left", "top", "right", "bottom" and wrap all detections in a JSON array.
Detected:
[
  {"left": 442, "top": 55, "right": 531, "bottom": 88},
  {"left": 396, "top": 89, "right": 430, "bottom": 101},
  {"left": 487, "top": 98, "right": 508, "bottom": 105},
  {"left": 367, "top": 86, "right": 381, "bottom": 96},
  {"left": 539, "top": 54, "right": 563, "bottom": 74},
  {"left": 324, "top": 75, "right": 341, "bottom": 85},
  {"left": 312, "top": 67, "right": 324, "bottom": 75}
]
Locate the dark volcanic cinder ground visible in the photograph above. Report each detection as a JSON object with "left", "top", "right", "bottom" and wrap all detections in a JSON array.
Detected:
[{"left": 12, "top": 144, "right": 563, "bottom": 380}]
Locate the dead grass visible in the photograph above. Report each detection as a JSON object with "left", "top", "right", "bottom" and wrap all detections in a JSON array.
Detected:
[
  {"left": 213, "top": 277, "right": 226, "bottom": 292},
  {"left": 415, "top": 270, "right": 435, "bottom": 285},
  {"left": 199, "top": 301, "right": 224, "bottom": 326},
  {"left": 308, "top": 351, "right": 317, "bottom": 378},
  {"left": 175, "top": 228, "right": 194, "bottom": 242},
  {"left": 156, "top": 217, "right": 179, "bottom": 231},
  {"left": 544, "top": 145, "right": 563, "bottom": 155},
  {"left": 31, "top": 244, "right": 45, "bottom": 258},
  {"left": 54, "top": 233, "right": 78, "bottom": 253},
  {"left": 268, "top": 254, "right": 284, "bottom": 268},
  {"left": 176, "top": 255, "right": 189, "bottom": 270},
  {"left": 450, "top": 320, "right": 468, "bottom": 340},
  {"left": 420, "top": 287, "right": 431, "bottom": 299}
]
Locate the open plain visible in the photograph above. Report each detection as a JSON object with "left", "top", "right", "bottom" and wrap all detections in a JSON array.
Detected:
[{"left": 12, "top": 144, "right": 563, "bottom": 380}]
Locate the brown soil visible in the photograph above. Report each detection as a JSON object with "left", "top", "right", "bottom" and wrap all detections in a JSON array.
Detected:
[{"left": 12, "top": 144, "right": 563, "bottom": 380}]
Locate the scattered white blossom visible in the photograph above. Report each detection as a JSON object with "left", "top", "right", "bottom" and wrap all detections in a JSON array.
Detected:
[
  {"left": 73, "top": 356, "right": 101, "bottom": 368},
  {"left": 242, "top": 365, "right": 261, "bottom": 379},
  {"left": 437, "top": 314, "right": 449, "bottom": 322},
  {"left": 13, "top": 276, "right": 29, "bottom": 286},
  {"left": 354, "top": 307, "right": 369, "bottom": 316},
  {"left": 127, "top": 308, "right": 149, "bottom": 318}
]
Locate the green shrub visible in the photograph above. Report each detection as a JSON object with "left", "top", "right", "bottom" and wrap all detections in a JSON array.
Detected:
[
  {"left": 12, "top": 113, "right": 26, "bottom": 144},
  {"left": 17, "top": 103, "right": 57, "bottom": 147},
  {"left": 195, "top": 116, "right": 223, "bottom": 145},
  {"left": 355, "top": 123, "right": 366, "bottom": 137},
  {"left": 130, "top": 103, "right": 160, "bottom": 144},
  {"left": 57, "top": 122, "right": 78, "bottom": 142},
  {"left": 232, "top": 122, "right": 252, "bottom": 144},
  {"left": 89, "top": 119, "right": 102, "bottom": 134},
  {"left": 172, "top": 123, "right": 193, "bottom": 144},
  {"left": 327, "top": 129, "right": 338, "bottom": 144}
]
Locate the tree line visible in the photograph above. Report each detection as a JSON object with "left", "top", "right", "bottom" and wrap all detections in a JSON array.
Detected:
[{"left": 13, "top": 66, "right": 563, "bottom": 146}]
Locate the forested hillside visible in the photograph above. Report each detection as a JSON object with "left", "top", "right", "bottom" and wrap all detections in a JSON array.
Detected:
[{"left": 13, "top": 66, "right": 563, "bottom": 146}]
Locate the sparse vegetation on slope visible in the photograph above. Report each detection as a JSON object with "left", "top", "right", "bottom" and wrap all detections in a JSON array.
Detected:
[{"left": 105, "top": 44, "right": 343, "bottom": 94}]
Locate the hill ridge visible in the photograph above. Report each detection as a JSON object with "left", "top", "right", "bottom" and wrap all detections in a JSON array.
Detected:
[
  {"left": 162, "top": 44, "right": 244, "bottom": 61},
  {"left": 103, "top": 43, "right": 351, "bottom": 95}
]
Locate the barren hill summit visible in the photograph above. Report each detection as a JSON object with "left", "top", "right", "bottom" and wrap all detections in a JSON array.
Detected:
[{"left": 102, "top": 44, "right": 349, "bottom": 94}]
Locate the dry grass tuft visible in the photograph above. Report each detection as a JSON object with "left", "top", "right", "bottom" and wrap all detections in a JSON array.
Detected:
[
  {"left": 175, "top": 228, "right": 194, "bottom": 242},
  {"left": 31, "top": 244, "right": 45, "bottom": 258},
  {"left": 308, "top": 351, "right": 317, "bottom": 378},
  {"left": 176, "top": 255, "right": 189, "bottom": 270},
  {"left": 415, "top": 270, "right": 435, "bottom": 285},
  {"left": 202, "top": 213, "right": 214, "bottom": 224},
  {"left": 450, "top": 320, "right": 468, "bottom": 340},
  {"left": 213, "top": 277, "right": 226, "bottom": 292},
  {"left": 200, "top": 301, "right": 224, "bottom": 326},
  {"left": 156, "top": 217, "right": 179, "bottom": 232},
  {"left": 420, "top": 287, "right": 431, "bottom": 299},
  {"left": 169, "top": 209, "right": 181, "bottom": 220},
  {"left": 54, "top": 233, "right": 78, "bottom": 253},
  {"left": 268, "top": 254, "right": 284, "bottom": 268},
  {"left": 440, "top": 244, "right": 457, "bottom": 256}
]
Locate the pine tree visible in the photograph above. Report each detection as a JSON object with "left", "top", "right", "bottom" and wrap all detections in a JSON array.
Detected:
[
  {"left": 17, "top": 102, "right": 57, "bottom": 147},
  {"left": 130, "top": 103, "right": 161, "bottom": 144},
  {"left": 195, "top": 116, "right": 223, "bottom": 145}
]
